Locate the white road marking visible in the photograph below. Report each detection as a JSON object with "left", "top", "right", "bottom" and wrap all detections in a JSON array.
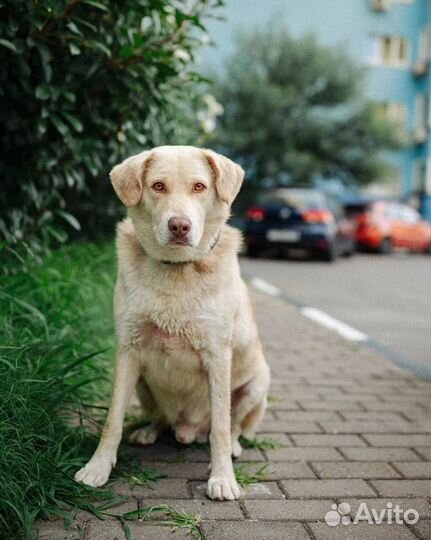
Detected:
[
  {"left": 249, "top": 276, "right": 368, "bottom": 342},
  {"left": 250, "top": 277, "right": 282, "bottom": 297},
  {"left": 300, "top": 307, "right": 368, "bottom": 342}
]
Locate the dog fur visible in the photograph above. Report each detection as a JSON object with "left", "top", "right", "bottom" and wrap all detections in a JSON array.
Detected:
[{"left": 74, "top": 145, "right": 270, "bottom": 500}]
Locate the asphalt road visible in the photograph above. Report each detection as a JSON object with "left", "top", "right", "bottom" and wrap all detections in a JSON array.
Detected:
[{"left": 240, "top": 252, "right": 431, "bottom": 374}]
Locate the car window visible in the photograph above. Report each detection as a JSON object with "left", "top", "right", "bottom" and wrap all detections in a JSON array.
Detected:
[
  {"left": 344, "top": 203, "right": 369, "bottom": 217},
  {"left": 257, "top": 189, "right": 327, "bottom": 210},
  {"left": 400, "top": 206, "right": 420, "bottom": 224},
  {"left": 384, "top": 203, "right": 400, "bottom": 220}
]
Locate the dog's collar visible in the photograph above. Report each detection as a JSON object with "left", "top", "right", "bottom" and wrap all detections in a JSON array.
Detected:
[{"left": 161, "top": 231, "right": 221, "bottom": 265}]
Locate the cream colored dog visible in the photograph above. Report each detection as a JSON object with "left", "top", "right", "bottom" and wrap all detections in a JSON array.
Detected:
[{"left": 74, "top": 145, "right": 270, "bottom": 500}]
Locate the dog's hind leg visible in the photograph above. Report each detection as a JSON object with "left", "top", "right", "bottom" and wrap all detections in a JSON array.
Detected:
[
  {"left": 231, "top": 357, "right": 270, "bottom": 456},
  {"left": 129, "top": 377, "right": 165, "bottom": 445}
]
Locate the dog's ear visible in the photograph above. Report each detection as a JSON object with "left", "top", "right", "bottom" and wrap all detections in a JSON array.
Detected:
[
  {"left": 110, "top": 151, "right": 153, "bottom": 208},
  {"left": 203, "top": 149, "right": 245, "bottom": 205}
]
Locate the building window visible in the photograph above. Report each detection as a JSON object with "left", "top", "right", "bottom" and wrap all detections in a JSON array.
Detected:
[
  {"left": 376, "top": 102, "right": 407, "bottom": 125},
  {"left": 418, "top": 23, "right": 431, "bottom": 62},
  {"left": 415, "top": 94, "right": 429, "bottom": 129},
  {"left": 368, "top": 35, "right": 409, "bottom": 67},
  {"left": 413, "top": 160, "right": 427, "bottom": 191}
]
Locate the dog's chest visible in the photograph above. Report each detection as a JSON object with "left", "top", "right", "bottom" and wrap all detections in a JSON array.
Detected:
[{"left": 123, "top": 279, "right": 211, "bottom": 354}]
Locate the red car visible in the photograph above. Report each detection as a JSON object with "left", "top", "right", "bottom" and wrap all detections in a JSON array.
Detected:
[{"left": 344, "top": 200, "right": 431, "bottom": 254}]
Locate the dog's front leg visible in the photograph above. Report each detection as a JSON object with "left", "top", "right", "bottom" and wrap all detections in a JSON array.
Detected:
[
  {"left": 206, "top": 346, "right": 241, "bottom": 500},
  {"left": 74, "top": 349, "right": 139, "bottom": 487}
]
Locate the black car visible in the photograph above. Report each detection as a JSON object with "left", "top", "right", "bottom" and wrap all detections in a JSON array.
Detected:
[{"left": 244, "top": 188, "right": 356, "bottom": 261}]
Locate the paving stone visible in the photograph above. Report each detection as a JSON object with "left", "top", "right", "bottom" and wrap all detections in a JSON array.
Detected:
[
  {"left": 87, "top": 520, "right": 191, "bottom": 539},
  {"left": 138, "top": 461, "right": 208, "bottom": 479},
  {"left": 320, "top": 421, "right": 429, "bottom": 434},
  {"left": 267, "top": 398, "right": 301, "bottom": 410},
  {"left": 291, "top": 434, "right": 366, "bottom": 447},
  {"left": 127, "top": 478, "right": 189, "bottom": 499},
  {"left": 393, "top": 462, "right": 431, "bottom": 479},
  {"left": 137, "top": 498, "right": 243, "bottom": 520},
  {"left": 298, "top": 400, "right": 364, "bottom": 411},
  {"left": 363, "top": 434, "right": 431, "bottom": 447},
  {"left": 239, "top": 481, "right": 285, "bottom": 499},
  {"left": 339, "top": 447, "right": 423, "bottom": 461},
  {"left": 311, "top": 461, "right": 399, "bottom": 479},
  {"left": 339, "top": 411, "right": 409, "bottom": 422},
  {"left": 257, "top": 420, "right": 322, "bottom": 433},
  {"left": 409, "top": 518, "right": 431, "bottom": 540},
  {"left": 281, "top": 479, "right": 376, "bottom": 498},
  {"left": 370, "top": 479, "right": 431, "bottom": 497},
  {"left": 236, "top": 448, "right": 266, "bottom": 461},
  {"left": 262, "top": 461, "right": 316, "bottom": 479},
  {"left": 201, "top": 520, "right": 310, "bottom": 540},
  {"left": 413, "top": 447, "right": 431, "bottom": 460},
  {"left": 275, "top": 411, "right": 341, "bottom": 421},
  {"left": 86, "top": 521, "right": 125, "bottom": 540},
  {"left": 344, "top": 498, "right": 431, "bottom": 521},
  {"left": 309, "top": 522, "right": 417, "bottom": 540},
  {"left": 244, "top": 499, "right": 334, "bottom": 520},
  {"left": 33, "top": 521, "right": 84, "bottom": 540},
  {"left": 265, "top": 447, "right": 344, "bottom": 461}
]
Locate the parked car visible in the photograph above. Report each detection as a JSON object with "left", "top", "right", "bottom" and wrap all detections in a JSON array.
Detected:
[
  {"left": 244, "top": 188, "right": 356, "bottom": 261},
  {"left": 344, "top": 199, "right": 431, "bottom": 254}
]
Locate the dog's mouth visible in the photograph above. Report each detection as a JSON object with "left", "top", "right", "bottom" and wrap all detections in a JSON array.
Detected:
[{"left": 169, "top": 239, "right": 191, "bottom": 246}]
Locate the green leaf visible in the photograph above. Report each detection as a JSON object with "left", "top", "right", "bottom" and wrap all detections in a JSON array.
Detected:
[
  {"left": 62, "top": 112, "right": 83, "bottom": 132},
  {"left": 89, "top": 41, "right": 111, "bottom": 57},
  {"left": 82, "top": 0, "right": 109, "bottom": 11},
  {"left": 0, "top": 39, "right": 17, "bottom": 52},
  {"left": 35, "top": 86, "right": 51, "bottom": 100},
  {"left": 57, "top": 210, "right": 81, "bottom": 231},
  {"left": 69, "top": 43, "right": 81, "bottom": 55},
  {"left": 66, "top": 22, "right": 82, "bottom": 36},
  {"left": 51, "top": 115, "right": 69, "bottom": 136}
]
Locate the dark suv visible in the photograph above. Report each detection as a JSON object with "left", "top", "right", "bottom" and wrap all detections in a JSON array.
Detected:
[{"left": 244, "top": 188, "right": 355, "bottom": 261}]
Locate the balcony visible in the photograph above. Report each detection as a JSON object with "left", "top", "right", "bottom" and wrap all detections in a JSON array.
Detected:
[
  {"left": 413, "top": 127, "right": 427, "bottom": 144},
  {"left": 371, "top": 0, "right": 391, "bottom": 12},
  {"left": 411, "top": 60, "right": 429, "bottom": 77}
]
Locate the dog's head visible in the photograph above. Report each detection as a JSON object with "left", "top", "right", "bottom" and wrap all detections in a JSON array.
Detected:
[{"left": 110, "top": 145, "right": 244, "bottom": 262}]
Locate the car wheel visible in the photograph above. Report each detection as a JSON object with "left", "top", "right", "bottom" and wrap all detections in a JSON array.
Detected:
[
  {"left": 423, "top": 243, "right": 431, "bottom": 255},
  {"left": 378, "top": 237, "right": 393, "bottom": 254},
  {"left": 322, "top": 243, "right": 338, "bottom": 262},
  {"left": 342, "top": 243, "right": 355, "bottom": 258},
  {"left": 246, "top": 245, "right": 260, "bottom": 258}
]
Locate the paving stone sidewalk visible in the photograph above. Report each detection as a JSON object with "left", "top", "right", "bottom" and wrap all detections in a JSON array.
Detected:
[{"left": 35, "top": 290, "right": 431, "bottom": 540}]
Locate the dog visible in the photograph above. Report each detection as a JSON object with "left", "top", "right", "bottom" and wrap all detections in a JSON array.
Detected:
[{"left": 74, "top": 145, "right": 270, "bottom": 500}]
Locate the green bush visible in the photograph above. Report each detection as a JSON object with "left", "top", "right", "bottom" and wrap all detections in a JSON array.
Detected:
[{"left": 0, "top": 0, "right": 222, "bottom": 270}]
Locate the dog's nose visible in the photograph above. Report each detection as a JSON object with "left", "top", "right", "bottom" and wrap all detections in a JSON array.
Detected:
[{"left": 168, "top": 217, "right": 191, "bottom": 238}]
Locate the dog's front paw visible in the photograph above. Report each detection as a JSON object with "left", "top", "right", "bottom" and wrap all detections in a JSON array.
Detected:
[
  {"left": 207, "top": 474, "right": 241, "bottom": 500},
  {"left": 74, "top": 456, "right": 113, "bottom": 488}
]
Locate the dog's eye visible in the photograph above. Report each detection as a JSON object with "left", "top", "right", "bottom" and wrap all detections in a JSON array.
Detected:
[
  {"left": 152, "top": 182, "right": 166, "bottom": 192},
  {"left": 193, "top": 183, "right": 206, "bottom": 192}
]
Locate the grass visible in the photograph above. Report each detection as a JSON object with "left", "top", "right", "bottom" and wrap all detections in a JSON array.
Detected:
[
  {"left": 121, "top": 505, "right": 202, "bottom": 539},
  {"left": 0, "top": 241, "right": 120, "bottom": 539},
  {"left": 240, "top": 436, "right": 282, "bottom": 451},
  {"left": 112, "top": 447, "right": 167, "bottom": 488},
  {"left": 234, "top": 464, "right": 269, "bottom": 488}
]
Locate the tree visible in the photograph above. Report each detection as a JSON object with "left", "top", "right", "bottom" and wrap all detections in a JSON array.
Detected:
[
  {"left": 0, "top": 0, "right": 222, "bottom": 269},
  {"left": 214, "top": 28, "right": 401, "bottom": 197}
]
